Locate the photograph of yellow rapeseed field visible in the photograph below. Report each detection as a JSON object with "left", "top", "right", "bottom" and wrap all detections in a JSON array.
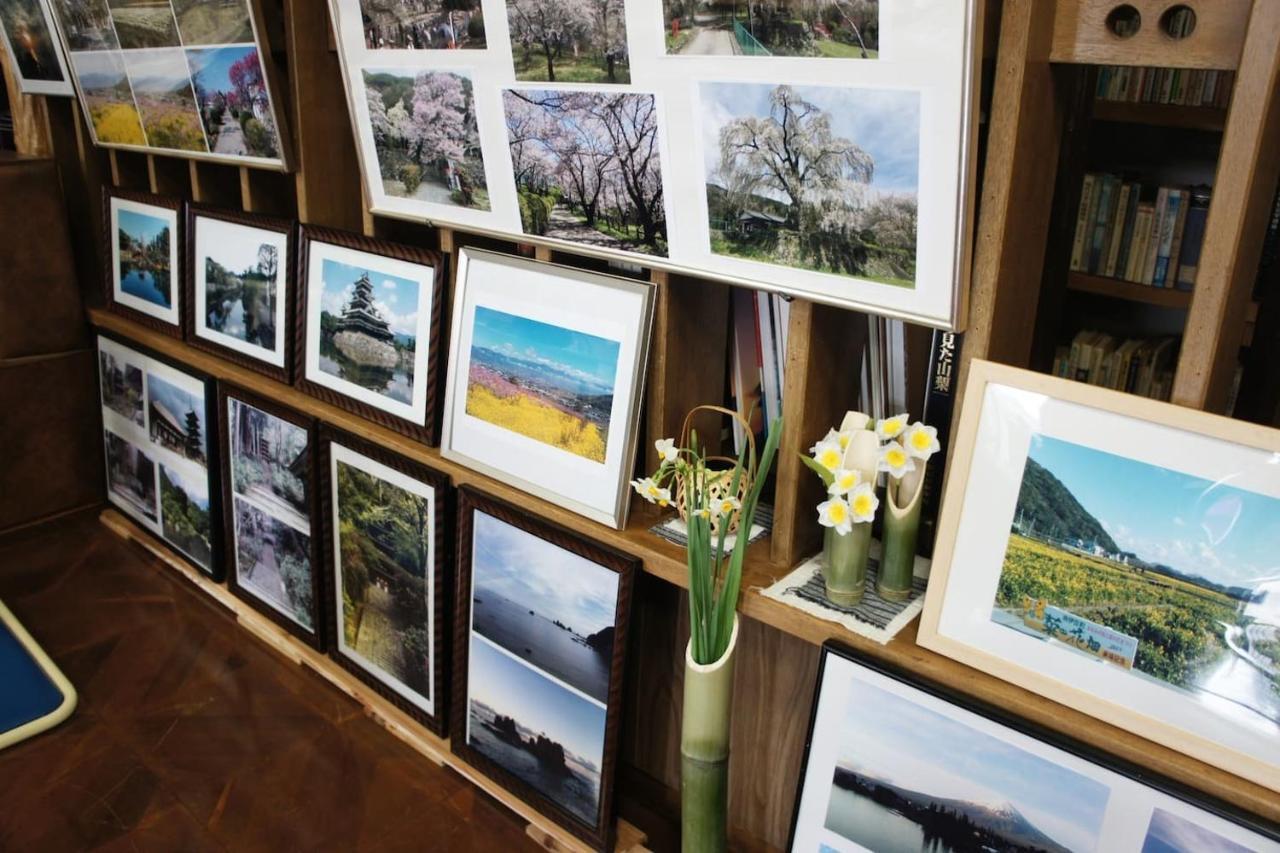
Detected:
[
  {"left": 124, "top": 48, "right": 209, "bottom": 152},
  {"left": 72, "top": 51, "right": 146, "bottom": 145},
  {"left": 992, "top": 434, "right": 1280, "bottom": 732},
  {"left": 465, "top": 306, "right": 619, "bottom": 463}
]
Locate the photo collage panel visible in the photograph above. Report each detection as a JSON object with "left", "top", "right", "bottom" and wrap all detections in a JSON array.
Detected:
[
  {"left": 98, "top": 334, "right": 217, "bottom": 577},
  {"left": 327, "top": 0, "right": 978, "bottom": 328},
  {"left": 0, "top": 0, "right": 74, "bottom": 95},
  {"left": 49, "top": 0, "right": 287, "bottom": 165}
]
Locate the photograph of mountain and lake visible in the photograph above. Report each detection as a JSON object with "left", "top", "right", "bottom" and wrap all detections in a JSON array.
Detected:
[
  {"left": 146, "top": 371, "right": 205, "bottom": 464},
  {"left": 994, "top": 434, "right": 1280, "bottom": 732},
  {"left": 123, "top": 47, "right": 208, "bottom": 152},
  {"left": 100, "top": 349, "right": 145, "bottom": 426},
  {"left": 116, "top": 207, "right": 173, "bottom": 310},
  {"left": 160, "top": 463, "right": 211, "bottom": 569},
  {"left": 467, "top": 635, "right": 605, "bottom": 825},
  {"left": 471, "top": 509, "right": 618, "bottom": 703},
  {"left": 318, "top": 258, "right": 420, "bottom": 406},
  {"left": 72, "top": 51, "right": 146, "bottom": 145},
  {"left": 824, "top": 675, "right": 1110, "bottom": 853},
  {"left": 466, "top": 305, "right": 619, "bottom": 463},
  {"left": 106, "top": 430, "right": 158, "bottom": 523},
  {"left": 202, "top": 227, "right": 280, "bottom": 352},
  {"left": 663, "top": 0, "right": 877, "bottom": 58}
]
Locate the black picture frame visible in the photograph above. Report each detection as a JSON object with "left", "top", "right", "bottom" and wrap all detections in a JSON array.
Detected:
[
  {"left": 95, "top": 328, "right": 224, "bottom": 581},
  {"left": 786, "top": 642, "right": 1280, "bottom": 852},
  {"left": 217, "top": 381, "right": 323, "bottom": 648},
  {"left": 451, "top": 486, "right": 636, "bottom": 851},
  {"left": 318, "top": 425, "right": 451, "bottom": 736},
  {"left": 102, "top": 188, "right": 185, "bottom": 338}
]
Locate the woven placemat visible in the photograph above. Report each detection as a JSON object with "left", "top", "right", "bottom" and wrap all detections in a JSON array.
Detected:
[{"left": 649, "top": 503, "right": 773, "bottom": 549}]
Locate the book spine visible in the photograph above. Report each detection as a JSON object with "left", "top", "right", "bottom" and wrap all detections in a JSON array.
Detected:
[
  {"left": 1164, "top": 189, "right": 1191, "bottom": 287},
  {"left": 918, "top": 330, "right": 961, "bottom": 558},
  {"left": 1176, "top": 194, "right": 1211, "bottom": 290},
  {"left": 1143, "top": 188, "right": 1170, "bottom": 285},
  {"left": 1153, "top": 190, "right": 1182, "bottom": 287},
  {"left": 1126, "top": 206, "right": 1152, "bottom": 282},
  {"left": 1160, "top": 68, "right": 1175, "bottom": 104},
  {"left": 1104, "top": 183, "right": 1132, "bottom": 277},
  {"left": 1114, "top": 183, "right": 1140, "bottom": 278},
  {"left": 1070, "top": 173, "right": 1098, "bottom": 271},
  {"left": 1089, "top": 176, "right": 1116, "bottom": 273}
]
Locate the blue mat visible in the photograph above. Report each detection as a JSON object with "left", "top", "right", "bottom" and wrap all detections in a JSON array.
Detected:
[{"left": 0, "top": 600, "right": 75, "bottom": 748}]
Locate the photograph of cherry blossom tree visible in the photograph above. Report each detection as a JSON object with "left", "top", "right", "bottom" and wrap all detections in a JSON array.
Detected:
[
  {"left": 506, "top": 0, "right": 629, "bottom": 84},
  {"left": 364, "top": 68, "right": 490, "bottom": 210},
  {"left": 360, "top": 0, "right": 485, "bottom": 50},
  {"left": 701, "top": 81, "right": 918, "bottom": 287},
  {"left": 503, "top": 89, "right": 666, "bottom": 256},
  {"left": 662, "top": 0, "right": 877, "bottom": 58}
]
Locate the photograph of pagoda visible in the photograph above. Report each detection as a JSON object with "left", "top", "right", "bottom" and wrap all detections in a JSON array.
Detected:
[{"left": 314, "top": 256, "right": 424, "bottom": 408}]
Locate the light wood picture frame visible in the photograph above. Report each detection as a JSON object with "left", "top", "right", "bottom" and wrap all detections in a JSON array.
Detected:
[{"left": 918, "top": 359, "right": 1280, "bottom": 794}]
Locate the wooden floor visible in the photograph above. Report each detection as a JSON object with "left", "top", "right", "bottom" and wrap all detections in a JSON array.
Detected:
[{"left": 0, "top": 509, "right": 543, "bottom": 852}]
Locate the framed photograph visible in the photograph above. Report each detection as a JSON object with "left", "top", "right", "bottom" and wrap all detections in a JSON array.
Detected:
[
  {"left": 97, "top": 332, "right": 222, "bottom": 579},
  {"left": 918, "top": 359, "right": 1280, "bottom": 794},
  {"left": 440, "top": 248, "right": 654, "bottom": 530},
  {"left": 296, "top": 225, "right": 445, "bottom": 444},
  {"left": 103, "top": 188, "right": 183, "bottom": 336},
  {"left": 452, "top": 487, "right": 636, "bottom": 850},
  {"left": 186, "top": 204, "right": 295, "bottom": 382},
  {"left": 47, "top": 0, "right": 293, "bottom": 168},
  {"left": 218, "top": 383, "right": 321, "bottom": 647},
  {"left": 788, "top": 643, "right": 1280, "bottom": 852},
  {"left": 0, "top": 0, "right": 73, "bottom": 96},
  {"left": 319, "top": 426, "right": 451, "bottom": 735}
]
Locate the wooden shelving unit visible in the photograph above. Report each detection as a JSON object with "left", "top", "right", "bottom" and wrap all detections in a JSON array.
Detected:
[
  {"left": 1091, "top": 99, "right": 1228, "bottom": 132},
  {"left": 1066, "top": 271, "right": 1195, "bottom": 308}
]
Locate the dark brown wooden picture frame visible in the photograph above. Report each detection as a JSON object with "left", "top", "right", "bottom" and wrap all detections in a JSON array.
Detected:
[
  {"left": 295, "top": 225, "right": 446, "bottom": 444},
  {"left": 217, "top": 381, "right": 323, "bottom": 648},
  {"left": 102, "top": 188, "right": 185, "bottom": 338},
  {"left": 451, "top": 486, "right": 636, "bottom": 851},
  {"left": 318, "top": 425, "right": 451, "bottom": 736},
  {"left": 185, "top": 204, "right": 297, "bottom": 383}
]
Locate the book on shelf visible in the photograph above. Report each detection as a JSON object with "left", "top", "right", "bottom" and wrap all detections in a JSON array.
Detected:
[
  {"left": 728, "top": 289, "right": 787, "bottom": 454},
  {"left": 1053, "top": 330, "right": 1180, "bottom": 401},
  {"left": 1069, "top": 173, "right": 1210, "bottom": 291},
  {"left": 1095, "top": 65, "right": 1234, "bottom": 109}
]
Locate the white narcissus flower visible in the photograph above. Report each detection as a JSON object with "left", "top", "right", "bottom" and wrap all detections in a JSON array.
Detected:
[
  {"left": 631, "top": 477, "right": 669, "bottom": 506},
  {"left": 812, "top": 440, "right": 843, "bottom": 473},
  {"left": 691, "top": 507, "right": 711, "bottom": 521},
  {"left": 809, "top": 428, "right": 840, "bottom": 454},
  {"left": 848, "top": 483, "right": 879, "bottom": 523},
  {"left": 655, "top": 437, "right": 678, "bottom": 463},
  {"left": 817, "top": 497, "right": 853, "bottom": 535},
  {"left": 654, "top": 487, "right": 672, "bottom": 507},
  {"left": 827, "top": 468, "right": 860, "bottom": 496},
  {"left": 711, "top": 495, "right": 742, "bottom": 517},
  {"left": 878, "top": 441, "right": 916, "bottom": 479},
  {"left": 876, "top": 413, "right": 910, "bottom": 441},
  {"left": 902, "top": 422, "right": 941, "bottom": 460}
]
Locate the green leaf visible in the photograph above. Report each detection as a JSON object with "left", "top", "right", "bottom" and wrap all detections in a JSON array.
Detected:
[{"left": 800, "top": 454, "right": 835, "bottom": 487}]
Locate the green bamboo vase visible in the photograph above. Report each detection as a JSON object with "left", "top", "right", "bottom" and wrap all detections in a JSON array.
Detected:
[
  {"left": 879, "top": 464, "right": 925, "bottom": 601},
  {"left": 823, "top": 523, "right": 870, "bottom": 606},
  {"left": 681, "top": 616, "right": 739, "bottom": 853}
]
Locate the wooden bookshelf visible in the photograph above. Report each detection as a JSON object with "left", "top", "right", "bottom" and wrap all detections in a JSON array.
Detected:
[
  {"left": 1066, "top": 272, "right": 1195, "bottom": 308},
  {"left": 1091, "top": 100, "right": 1228, "bottom": 132}
]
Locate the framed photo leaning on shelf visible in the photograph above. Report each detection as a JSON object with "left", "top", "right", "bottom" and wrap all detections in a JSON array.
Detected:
[
  {"left": 296, "top": 225, "right": 445, "bottom": 444},
  {"left": 918, "top": 359, "right": 1280, "bottom": 794},
  {"left": 451, "top": 486, "right": 636, "bottom": 851},
  {"left": 186, "top": 204, "right": 296, "bottom": 383},
  {"left": 789, "top": 642, "right": 1280, "bottom": 851},
  {"left": 440, "top": 248, "right": 654, "bottom": 530},
  {"left": 103, "top": 188, "right": 184, "bottom": 337},
  {"left": 0, "top": 0, "right": 73, "bottom": 96},
  {"left": 319, "top": 426, "right": 451, "bottom": 736}
]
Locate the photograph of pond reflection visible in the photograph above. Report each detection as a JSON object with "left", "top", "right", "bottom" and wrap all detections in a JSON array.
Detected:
[
  {"left": 117, "top": 207, "right": 174, "bottom": 309},
  {"left": 202, "top": 229, "right": 280, "bottom": 351}
]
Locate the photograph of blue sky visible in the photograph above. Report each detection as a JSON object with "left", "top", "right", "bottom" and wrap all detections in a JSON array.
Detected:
[
  {"left": 186, "top": 45, "right": 254, "bottom": 95},
  {"left": 836, "top": 676, "right": 1110, "bottom": 853},
  {"left": 319, "top": 258, "right": 420, "bottom": 338},
  {"left": 147, "top": 372, "right": 207, "bottom": 459},
  {"left": 1027, "top": 435, "right": 1280, "bottom": 588},
  {"left": 469, "top": 635, "right": 605, "bottom": 769},
  {"left": 123, "top": 48, "right": 195, "bottom": 96},
  {"left": 699, "top": 82, "right": 920, "bottom": 195},
  {"left": 73, "top": 50, "right": 129, "bottom": 90},
  {"left": 473, "top": 510, "right": 617, "bottom": 638},
  {"left": 119, "top": 208, "right": 169, "bottom": 245},
  {"left": 471, "top": 306, "right": 619, "bottom": 396},
  {"left": 1141, "top": 808, "right": 1254, "bottom": 853}
]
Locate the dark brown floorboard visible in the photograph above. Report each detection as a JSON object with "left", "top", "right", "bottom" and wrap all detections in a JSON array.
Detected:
[{"left": 0, "top": 509, "right": 542, "bottom": 852}]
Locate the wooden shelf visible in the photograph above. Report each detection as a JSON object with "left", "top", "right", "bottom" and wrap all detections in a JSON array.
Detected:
[
  {"left": 1066, "top": 272, "right": 1194, "bottom": 308},
  {"left": 92, "top": 309, "right": 1280, "bottom": 827},
  {"left": 1091, "top": 99, "right": 1228, "bottom": 132}
]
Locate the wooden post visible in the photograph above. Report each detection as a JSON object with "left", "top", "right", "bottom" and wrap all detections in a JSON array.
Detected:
[
  {"left": 147, "top": 155, "right": 191, "bottom": 197},
  {"left": 0, "top": 49, "right": 51, "bottom": 156}
]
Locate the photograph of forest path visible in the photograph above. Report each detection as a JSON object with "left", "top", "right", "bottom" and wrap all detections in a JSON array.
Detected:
[
  {"left": 663, "top": 0, "right": 877, "bottom": 57},
  {"left": 107, "top": 0, "right": 180, "bottom": 49},
  {"left": 124, "top": 48, "right": 209, "bottom": 152},
  {"left": 994, "top": 434, "right": 1280, "bottom": 732},
  {"left": 467, "top": 635, "right": 605, "bottom": 824},
  {"left": 466, "top": 305, "right": 619, "bottom": 463},
  {"left": 161, "top": 464, "right": 211, "bottom": 569},
  {"left": 360, "top": 0, "right": 485, "bottom": 49},
  {"left": 204, "top": 236, "right": 278, "bottom": 350},
  {"left": 234, "top": 497, "right": 313, "bottom": 629},
  {"left": 504, "top": 89, "right": 666, "bottom": 255},
  {"left": 171, "top": 0, "right": 253, "bottom": 44},
  {"left": 364, "top": 69, "right": 490, "bottom": 210},
  {"left": 229, "top": 398, "right": 309, "bottom": 531},
  {"left": 701, "top": 82, "right": 918, "bottom": 286},
  {"left": 100, "top": 350, "right": 145, "bottom": 426},
  {"left": 147, "top": 371, "right": 206, "bottom": 464},
  {"left": 507, "top": 0, "right": 629, "bottom": 84},
  {"left": 318, "top": 259, "right": 420, "bottom": 406},
  {"left": 471, "top": 510, "right": 617, "bottom": 703},
  {"left": 187, "top": 46, "right": 280, "bottom": 159},
  {"left": 1, "top": 0, "right": 65, "bottom": 82},
  {"left": 117, "top": 208, "right": 172, "bottom": 309},
  {"left": 51, "top": 0, "right": 119, "bottom": 51},
  {"left": 336, "top": 457, "right": 434, "bottom": 703},
  {"left": 825, "top": 675, "right": 1109, "bottom": 853},
  {"left": 73, "top": 51, "right": 146, "bottom": 145}
]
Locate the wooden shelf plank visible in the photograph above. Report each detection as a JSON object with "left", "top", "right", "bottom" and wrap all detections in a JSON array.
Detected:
[
  {"left": 1091, "top": 100, "right": 1228, "bottom": 132},
  {"left": 90, "top": 309, "right": 1280, "bottom": 825},
  {"left": 1066, "top": 272, "right": 1194, "bottom": 308}
]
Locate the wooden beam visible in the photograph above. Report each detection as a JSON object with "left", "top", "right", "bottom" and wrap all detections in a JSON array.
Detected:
[
  {"left": 1051, "top": 0, "right": 1250, "bottom": 68},
  {"left": 0, "top": 48, "right": 51, "bottom": 156},
  {"left": 1173, "top": 0, "right": 1280, "bottom": 411}
]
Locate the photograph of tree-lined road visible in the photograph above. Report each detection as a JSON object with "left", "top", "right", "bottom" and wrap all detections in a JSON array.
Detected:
[
  {"left": 507, "top": 0, "right": 629, "bottom": 84},
  {"left": 700, "top": 82, "right": 918, "bottom": 285},
  {"left": 994, "top": 434, "right": 1280, "bottom": 731},
  {"left": 504, "top": 88, "right": 666, "bottom": 255},
  {"left": 663, "top": 0, "right": 877, "bottom": 57}
]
